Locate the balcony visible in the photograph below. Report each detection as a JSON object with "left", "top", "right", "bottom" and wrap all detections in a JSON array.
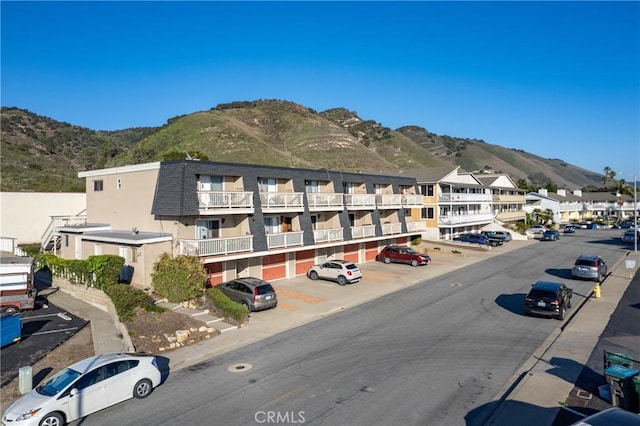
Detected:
[
  {"left": 381, "top": 222, "right": 402, "bottom": 235},
  {"left": 438, "top": 193, "right": 492, "bottom": 203},
  {"left": 267, "top": 231, "right": 304, "bottom": 249},
  {"left": 306, "top": 193, "right": 344, "bottom": 211},
  {"left": 438, "top": 213, "right": 494, "bottom": 226},
  {"left": 406, "top": 221, "right": 427, "bottom": 232},
  {"left": 376, "top": 194, "right": 403, "bottom": 209},
  {"left": 401, "top": 194, "right": 424, "bottom": 208},
  {"left": 260, "top": 193, "right": 305, "bottom": 213},
  {"left": 351, "top": 224, "right": 377, "bottom": 239},
  {"left": 495, "top": 211, "right": 526, "bottom": 222},
  {"left": 344, "top": 194, "right": 376, "bottom": 210},
  {"left": 559, "top": 202, "right": 586, "bottom": 212},
  {"left": 198, "top": 191, "right": 254, "bottom": 214},
  {"left": 493, "top": 194, "right": 525, "bottom": 203},
  {"left": 313, "top": 227, "right": 344, "bottom": 244},
  {"left": 179, "top": 235, "right": 253, "bottom": 257}
]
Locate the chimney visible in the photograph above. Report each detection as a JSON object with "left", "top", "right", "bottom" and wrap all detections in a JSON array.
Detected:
[
  {"left": 538, "top": 188, "right": 548, "bottom": 196},
  {"left": 573, "top": 189, "right": 582, "bottom": 197},
  {"left": 557, "top": 189, "right": 566, "bottom": 197}
]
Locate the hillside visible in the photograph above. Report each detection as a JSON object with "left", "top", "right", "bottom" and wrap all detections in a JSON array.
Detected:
[{"left": 0, "top": 101, "right": 604, "bottom": 192}]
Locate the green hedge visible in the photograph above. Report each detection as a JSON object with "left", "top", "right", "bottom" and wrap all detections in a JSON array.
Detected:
[
  {"left": 104, "top": 284, "right": 165, "bottom": 322},
  {"left": 205, "top": 288, "right": 249, "bottom": 323}
]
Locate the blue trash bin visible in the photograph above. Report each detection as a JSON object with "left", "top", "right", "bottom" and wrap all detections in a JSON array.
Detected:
[{"left": 604, "top": 364, "right": 639, "bottom": 412}]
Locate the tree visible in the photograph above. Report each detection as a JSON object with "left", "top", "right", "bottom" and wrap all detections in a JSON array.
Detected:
[
  {"left": 151, "top": 253, "right": 208, "bottom": 303},
  {"left": 614, "top": 179, "right": 634, "bottom": 223},
  {"left": 602, "top": 166, "right": 616, "bottom": 188}
]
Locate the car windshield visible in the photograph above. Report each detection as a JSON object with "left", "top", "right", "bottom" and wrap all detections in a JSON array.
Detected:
[
  {"left": 405, "top": 248, "right": 419, "bottom": 255},
  {"left": 345, "top": 264, "right": 358, "bottom": 270},
  {"left": 36, "top": 368, "right": 82, "bottom": 396},
  {"left": 255, "top": 284, "right": 275, "bottom": 295}
]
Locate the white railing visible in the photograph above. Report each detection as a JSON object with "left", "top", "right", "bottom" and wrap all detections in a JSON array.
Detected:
[
  {"left": 438, "top": 193, "right": 492, "bottom": 203},
  {"left": 495, "top": 211, "right": 526, "bottom": 221},
  {"left": 406, "top": 221, "right": 427, "bottom": 232},
  {"left": 41, "top": 215, "right": 87, "bottom": 250},
  {"left": 313, "top": 228, "right": 344, "bottom": 243},
  {"left": 438, "top": 213, "right": 494, "bottom": 225},
  {"left": 493, "top": 194, "right": 525, "bottom": 203},
  {"left": 198, "top": 191, "right": 253, "bottom": 209},
  {"left": 351, "top": 225, "right": 377, "bottom": 239},
  {"left": 267, "top": 231, "right": 304, "bottom": 249},
  {"left": 381, "top": 222, "right": 402, "bottom": 235},
  {"left": 179, "top": 235, "right": 253, "bottom": 257},
  {"left": 376, "top": 194, "right": 403, "bottom": 208},
  {"left": 344, "top": 194, "right": 376, "bottom": 209},
  {"left": 260, "top": 193, "right": 305, "bottom": 210},
  {"left": 306, "top": 193, "right": 344, "bottom": 210},
  {"left": 559, "top": 202, "right": 585, "bottom": 212},
  {"left": 401, "top": 194, "right": 424, "bottom": 207}
]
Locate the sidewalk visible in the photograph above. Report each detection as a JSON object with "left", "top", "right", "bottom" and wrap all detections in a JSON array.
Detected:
[{"left": 484, "top": 250, "right": 640, "bottom": 426}]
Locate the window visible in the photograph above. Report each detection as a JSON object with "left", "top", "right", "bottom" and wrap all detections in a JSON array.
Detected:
[
  {"left": 199, "top": 175, "right": 223, "bottom": 191},
  {"left": 421, "top": 207, "right": 435, "bottom": 220},
  {"left": 93, "top": 180, "right": 103, "bottom": 191},
  {"left": 420, "top": 185, "right": 434, "bottom": 196},
  {"left": 343, "top": 182, "right": 355, "bottom": 194},
  {"left": 264, "top": 216, "right": 280, "bottom": 234},
  {"left": 64, "top": 235, "right": 69, "bottom": 247},
  {"left": 305, "top": 180, "right": 319, "bottom": 193},
  {"left": 259, "top": 178, "right": 277, "bottom": 193}
]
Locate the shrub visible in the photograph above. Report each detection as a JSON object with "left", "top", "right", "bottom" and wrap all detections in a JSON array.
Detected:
[
  {"left": 411, "top": 236, "right": 422, "bottom": 245},
  {"left": 151, "top": 254, "right": 208, "bottom": 303},
  {"left": 205, "top": 287, "right": 249, "bottom": 323},
  {"left": 104, "top": 284, "right": 164, "bottom": 322}
]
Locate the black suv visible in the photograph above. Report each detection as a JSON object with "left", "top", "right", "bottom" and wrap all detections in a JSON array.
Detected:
[{"left": 524, "top": 281, "right": 573, "bottom": 320}]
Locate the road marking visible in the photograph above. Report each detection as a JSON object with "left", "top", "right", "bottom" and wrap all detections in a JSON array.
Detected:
[
  {"left": 22, "top": 312, "right": 72, "bottom": 320},
  {"left": 275, "top": 288, "right": 325, "bottom": 304},
  {"left": 22, "top": 326, "right": 79, "bottom": 337}
]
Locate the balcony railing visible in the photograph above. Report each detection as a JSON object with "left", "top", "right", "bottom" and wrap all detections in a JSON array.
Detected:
[
  {"left": 406, "top": 221, "right": 427, "bottom": 232},
  {"left": 401, "top": 194, "right": 424, "bottom": 208},
  {"left": 179, "top": 235, "right": 254, "bottom": 257},
  {"left": 438, "top": 193, "right": 492, "bottom": 203},
  {"left": 495, "top": 211, "right": 526, "bottom": 221},
  {"left": 344, "top": 194, "right": 376, "bottom": 209},
  {"left": 381, "top": 222, "right": 402, "bottom": 235},
  {"left": 306, "top": 193, "right": 344, "bottom": 211},
  {"left": 313, "top": 228, "right": 344, "bottom": 244},
  {"left": 41, "top": 215, "right": 87, "bottom": 251},
  {"left": 267, "top": 231, "right": 304, "bottom": 249},
  {"left": 558, "top": 202, "right": 585, "bottom": 212},
  {"left": 198, "top": 191, "right": 254, "bottom": 211},
  {"left": 260, "top": 192, "right": 305, "bottom": 212},
  {"left": 351, "top": 224, "right": 377, "bottom": 239},
  {"left": 376, "top": 194, "right": 403, "bottom": 209},
  {"left": 493, "top": 194, "right": 525, "bottom": 203},
  {"left": 438, "top": 213, "right": 494, "bottom": 226}
]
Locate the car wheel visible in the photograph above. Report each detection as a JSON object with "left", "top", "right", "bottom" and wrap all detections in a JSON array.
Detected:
[
  {"left": 39, "top": 412, "right": 64, "bottom": 426},
  {"left": 557, "top": 307, "right": 566, "bottom": 321},
  {"left": 133, "top": 378, "right": 153, "bottom": 399},
  {"left": 410, "top": 259, "right": 419, "bottom": 267},
  {"left": 308, "top": 270, "right": 319, "bottom": 280},
  {"left": 3, "top": 306, "right": 18, "bottom": 314},
  {"left": 383, "top": 257, "right": 391, "bottom": 264},
  {"left": 567, "top": 299, "right": 572, "bottom": 309},
  {"left": 337, "top": 276, "right": 347, "bottom": 286},
  {"left": 241, "top": 301, "right": 252, "bottom": 312}
]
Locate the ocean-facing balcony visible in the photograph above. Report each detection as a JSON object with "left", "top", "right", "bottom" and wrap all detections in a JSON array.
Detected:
[
  {"left": 406, "top": 220, "right": 428, "bottom": 232},
  {"left": 376, "top": 194, "right": 403, "bottom": 209},
  {"left": 313, "top": 227, "right": 344, "bottom": 244},
  {"left": 266, "top": 231, "right": 304, "bottom": 249},
  {"left": 306, "top": 193, "right": 344, "bottom": 211},
  {"left": 438, "top": 193, "right": 492, "bottom": 203},
  {"left": 260, "top": 192, "right": 305, "bottom": 213},
  {"left": 344, "top": 194, "right": 376, "bottom": 210},
  {"left": 197, "top": 191, "right": 254, "bottom": 215},
  {"left": 381, "top": 222, "right": 402, "bottom": 235},
  {"left": 401, "top": 194, "right": 424, "bottom": 208},
  {"left": 351, "top": 224, "right": 377, "bottom": 239},
  {"left": 438, "top": 213, "right": 494, "bottom": 226},
  {"left": 179, "top": 235, "right": 253, "bottom": 257}
]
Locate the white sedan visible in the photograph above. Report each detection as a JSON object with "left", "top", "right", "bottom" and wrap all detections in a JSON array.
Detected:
[{"left": 2, "top": 352, "right": 162, "bottom": 426}]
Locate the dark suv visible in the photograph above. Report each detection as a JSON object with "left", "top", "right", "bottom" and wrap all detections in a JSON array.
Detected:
[
  {"left": 571, "top": 255, "right": 608, "bottom": 282},
  {"left": 216, "top": 277, "right": 277, "bottom": 312},
  {"left": 524, "top": 281, "right": 573, "bottom": 320},
  {"left": 376, "top": 245, "right": 431, "bottom": 267}
]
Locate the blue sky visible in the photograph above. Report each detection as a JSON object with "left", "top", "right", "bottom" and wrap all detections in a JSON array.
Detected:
[{"left": 2, "top": 1, "right": 639, "bottom": 178}]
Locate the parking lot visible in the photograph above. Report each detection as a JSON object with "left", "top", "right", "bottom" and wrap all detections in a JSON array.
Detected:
[{"left": 0, "top": 299, "right": 87, "bottom": 387}]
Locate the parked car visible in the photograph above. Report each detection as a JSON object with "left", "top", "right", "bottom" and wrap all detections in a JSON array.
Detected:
[
  {"left": 563, "top": 225, "right": 576, "bottom": 234},
  {"left": 481, "top": 230, "right": 508, "bottom": 243},
  {"left": 453, "top": 233, "right": 492, "bottom": 246},
  {"left": 492, "top": 231, "right": 513, "bottom": 242},
  {"left": 570, "top": 407, "right": 640, "bottom": 426},
  {"left": 307, "top": 260, "right": 362, "bottom": 285},
  {"left": 571, "top": 255, "right": 608, "bottom": 282},
  {"left": 621, "top": 229, "right": 639, "bottom": 244},
  {"left": 541, "top": 229, "right": 561, "bottom": 241},
  {"left": 216, "top": 277, "right": 277, "bottom": 311},
  {"left": 2, "top": 352, "right": 161, "bottom": 426},
  {"left": 528, "top": 225, "right": 547, "bottom": 234},
  {"left": 524, "top": 280, "right": 573, "bottom": 320},
  {"left": 376, "top": 245, "right": 431, "bottom": 267},
  {"left": 619, "top": 222, "right": 635, "bottom": 229}
]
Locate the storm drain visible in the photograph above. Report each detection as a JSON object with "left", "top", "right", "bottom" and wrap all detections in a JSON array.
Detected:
[{"left": 228, "top": 363, "right": 253, "bottom": 373}]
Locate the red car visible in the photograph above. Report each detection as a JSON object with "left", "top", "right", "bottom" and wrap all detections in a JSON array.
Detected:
[{"left": 376, "top": 245, "right": 431, "bottom": 267}]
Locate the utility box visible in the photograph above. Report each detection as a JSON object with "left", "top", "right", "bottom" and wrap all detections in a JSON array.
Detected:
[
  {"left": 18, "top": 366, "right": 32, "bottom": 394},
  {"left": 604, "top": 364, "right": 639, "bottom": 412}
]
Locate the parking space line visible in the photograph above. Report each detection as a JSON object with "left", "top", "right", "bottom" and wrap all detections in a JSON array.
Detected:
[
  {"left": 22, "top": 312, "right": 72, "bottom": 321},
  {"left": 23, "top": 326, "right": 79, "bottom": 338}
]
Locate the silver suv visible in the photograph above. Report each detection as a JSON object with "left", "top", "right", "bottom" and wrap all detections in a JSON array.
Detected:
[
  {"left": 571, "top": 255, "right": 607, "bottom": 282},
  {"left": 216, "top": 277, "right": 277, "bottom": 311}
]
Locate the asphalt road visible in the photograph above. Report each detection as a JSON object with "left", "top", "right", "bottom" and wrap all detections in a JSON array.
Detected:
[
  {"left": 0, "top": 297, "right": 88, "bottom": 387},
  {"left": 76, "top": 229, "right": 628, "bottom": 426}
]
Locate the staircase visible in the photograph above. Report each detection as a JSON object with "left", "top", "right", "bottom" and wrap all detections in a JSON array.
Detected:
[{"left": 41, "top": 214, "right": 87, "bottom": 252}]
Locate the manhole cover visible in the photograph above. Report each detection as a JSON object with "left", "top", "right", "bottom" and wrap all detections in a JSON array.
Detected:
[{"left": 228, "top": 363, "right": 253, "bottom": 372}]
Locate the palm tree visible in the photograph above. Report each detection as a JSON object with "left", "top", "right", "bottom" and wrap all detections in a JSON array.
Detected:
[{"left": 602, "top": 166, "right": 616, "bottom": 188}]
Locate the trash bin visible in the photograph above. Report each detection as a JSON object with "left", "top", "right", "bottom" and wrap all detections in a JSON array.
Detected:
[
  {"left": 605, "top": 352, "right": 634, "bottom": 368},
  {"left": 604, "top": 364, "right": 639, "bottom": 412},
  {"left": 634, "top": 376, "right": 640, "bottom": 414}
]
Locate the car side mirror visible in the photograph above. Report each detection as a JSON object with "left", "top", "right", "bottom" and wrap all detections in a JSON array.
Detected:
[{"left": 70, "top": 388, "right": 79, "bottom": 397}]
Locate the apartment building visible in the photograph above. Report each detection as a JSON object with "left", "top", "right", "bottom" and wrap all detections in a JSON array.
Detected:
[
  {"left": 475, "top": 174, "right": 527, "bottom": 224},
  {"left": 409, "top": 167, "right": 494, "bottom": 240},
  {"left": 55, "top": 160, "right": 423, "bottom": 288}
]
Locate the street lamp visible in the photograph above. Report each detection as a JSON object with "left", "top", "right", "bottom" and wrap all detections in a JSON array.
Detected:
[{"left": 618, "top": 171, "right": 638, "bottom": 253}]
